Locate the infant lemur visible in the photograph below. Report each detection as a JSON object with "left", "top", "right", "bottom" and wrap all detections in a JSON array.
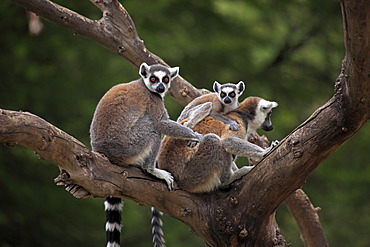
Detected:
[
  {"left": 158, "top": 96, "right": 279, "bottom": 193},
  {"left": 90, "top": 63, "right": 202, "bottom": 247},
  {"left": 179, "top": 81, "right": 245, "bottom": 130}
]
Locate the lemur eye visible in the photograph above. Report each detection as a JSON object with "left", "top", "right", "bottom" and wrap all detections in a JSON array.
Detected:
[
  {"left": 163, "top": 76, "right": 169, "bottom": 83},
  {"left": 229, "top": 92, "right": 236, "bottom": 98},
  {"left": 150, "top": 76, "right": 157, "bottom": 83},
  {"left": 220, "top": 92, "right": 226, "bottom": 98}
]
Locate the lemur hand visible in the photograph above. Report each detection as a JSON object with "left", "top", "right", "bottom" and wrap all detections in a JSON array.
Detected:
[{"left": 227, "top": 120, "right": 239, "bottom": 131}]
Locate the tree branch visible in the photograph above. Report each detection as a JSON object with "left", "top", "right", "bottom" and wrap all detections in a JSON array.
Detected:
[
  {"left": 0, "top": 109, "right": 206, "bottom": 229},
  {"left": 11, "top": 0, "right": 203, "bottom": 105},
  {"left": 284, "top": 189, "right": 328, "bottom": 247}
]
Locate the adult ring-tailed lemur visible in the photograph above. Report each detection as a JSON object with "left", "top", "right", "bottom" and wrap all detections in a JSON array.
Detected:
[{"left": 90, "top": 63, "right": 203, "bottom": 247}]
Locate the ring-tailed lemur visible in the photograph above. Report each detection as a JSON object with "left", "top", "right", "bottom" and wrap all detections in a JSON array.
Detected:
[
  {"left": 178, "top": 81, "right": 245, "bottom": 130},
  {"left": 151, "top": 97, "right": 278, "bottom": 246},
  {"left": 151, "top": 81, "right": 245, "bottom": 246},
  {"left": 90, "top": 63, "right": 203, "bottom": 247},
  {"left": 158, "top": 96, "right": 279, "bottom": 193}
]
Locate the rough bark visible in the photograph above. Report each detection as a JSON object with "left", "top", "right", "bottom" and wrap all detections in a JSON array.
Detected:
[{"left": 3, "top": 0, "right": 370, "bottom": 246}]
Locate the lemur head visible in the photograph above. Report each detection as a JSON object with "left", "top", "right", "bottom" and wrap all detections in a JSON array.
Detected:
[
  {"left": 139, "top": 62, "right": 179, "bottom": 98},
  {"left": 250, "top": 98, "right": 278, "bottom": 132},
  {"left": 213, "top": 81, "right": 245, "bottom": 105}
]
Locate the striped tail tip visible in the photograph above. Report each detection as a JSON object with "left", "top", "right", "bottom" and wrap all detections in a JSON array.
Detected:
[{"left": 151, "top": 207, "right": 166, "bottom": 247}]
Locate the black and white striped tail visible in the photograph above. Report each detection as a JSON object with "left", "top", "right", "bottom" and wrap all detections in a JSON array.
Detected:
[
  {"left": 151, "top": 207, "right": 166, "bottom": 247},
  {"left": 105, "top": 197, "right": 123, "bottom": 247}
]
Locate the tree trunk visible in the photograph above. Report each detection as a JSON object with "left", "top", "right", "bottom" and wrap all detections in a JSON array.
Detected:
[{"left": 3, "top": 0, "right": 370, "bottom": 246}]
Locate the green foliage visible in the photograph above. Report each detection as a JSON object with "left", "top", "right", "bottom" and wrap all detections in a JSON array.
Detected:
[{"left": 0, "top": 0, "right": 368, "bottom": 246}]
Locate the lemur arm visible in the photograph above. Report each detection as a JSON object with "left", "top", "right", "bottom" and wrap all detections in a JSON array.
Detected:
[
  {"left": 157, "top": 119, "right": 203, "bottom": 141},
  {"left": 209, "top": 112, "right": 239, "bottom": 131}
]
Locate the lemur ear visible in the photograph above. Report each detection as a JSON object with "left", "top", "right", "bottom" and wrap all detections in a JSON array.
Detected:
[
  {"left": 139, "top": 62, "right": 150, "bottom": 78},
  {"left": 213, "top": 81, "right": 221, "bottom": 93},
  {"left": 237, "top": 81, "right": 245, "bottom": 94},
  {"left": 270, "top": 101, "right": 278, "bottom": 108},
  {"left": 169, "top": 66, "right": 179, "bottom": 79},
  {"left": 260, "top": 101, "right": 278, "bottom": 111}
]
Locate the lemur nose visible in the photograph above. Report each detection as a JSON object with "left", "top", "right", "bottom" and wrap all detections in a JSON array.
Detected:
[
  {"left": 262, "top": 124, "right": 273, "bottom": 131},
  {"left": 224, "top": 97, "right": 232, "bottom": 104},
  {"left": 156, "top": 84, "right": 165, "bottom": 93}
]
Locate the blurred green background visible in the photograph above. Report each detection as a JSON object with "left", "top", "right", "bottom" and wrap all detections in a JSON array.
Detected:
[{"left": 0, "top": 0, "right": 369, "bottom": 246}]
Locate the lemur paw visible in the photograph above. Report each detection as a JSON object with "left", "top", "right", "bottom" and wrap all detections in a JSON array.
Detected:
[
  {"left": 271, "top": 140, "right": 280, "bottom": 147},
  {"left": 147, "top": 168, "right": 174, "bottom": 190},
  {"left": 158, "top": 170, "right": 174, "bottom": 190},
  {"left": 187, "top": 141, "right": 198, "bottom": 148},
  {"left": 228, "top": 121, "right": 239, "bottom": 131},
  {"left": 263, "top": 140, "right": 280, "bottom": 157}
]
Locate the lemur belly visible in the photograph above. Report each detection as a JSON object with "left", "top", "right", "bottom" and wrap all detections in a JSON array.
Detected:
[{"left": 124, "top": 142, "right": 154, "bottom": 166}]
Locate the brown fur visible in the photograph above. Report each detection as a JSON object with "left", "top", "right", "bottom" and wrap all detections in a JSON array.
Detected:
[
  {"left": 184, "top": 93, "right": 227, "bottom": 114},
  {"left": 90, "top": 80, "right": 167, "bottom": 165},
  {"left": 192, "top": 96, "right": 262, "bottom": 139},
  {"left": 158, "top": 96, "right": 269, "bottom": 193}
]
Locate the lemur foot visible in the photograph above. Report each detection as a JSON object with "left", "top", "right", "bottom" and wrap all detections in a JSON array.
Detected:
[
  {"left": 241, "top": 165, "right": 255, "bottom": 172},
  {"left": 271, "top": 140, "right": 280, "bottom": 147},
  {"left": 147, "top": 168, "right": 174, "bottom": 190},
  {"left": 263, "top": 140, "right": 280, "bottom": 156}
]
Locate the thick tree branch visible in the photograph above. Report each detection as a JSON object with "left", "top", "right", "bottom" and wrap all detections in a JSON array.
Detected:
[{"left": 0, "top": 109, "right": 206, "bottom": 231}]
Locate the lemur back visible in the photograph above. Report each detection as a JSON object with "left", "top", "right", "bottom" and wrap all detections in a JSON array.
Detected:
[
  {"left": 158, "top": 96, "right": 279, "bottom": 193},
  {"left": 178, "top": 81, "right": 245, "bottom": 130},
  {"left": 90, "top": 63, "right": 202, "bottom": 247},
  {"left": 91, "top": 80, "right": 166, "bottom": 165}
]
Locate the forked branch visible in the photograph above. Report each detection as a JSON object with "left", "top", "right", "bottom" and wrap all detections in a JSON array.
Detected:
[{"left": 4, "top": 0, "right": 370, "bottom": 246}]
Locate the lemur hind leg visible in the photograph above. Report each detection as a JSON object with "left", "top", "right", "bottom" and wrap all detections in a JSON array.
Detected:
[
  {"left": 142, "top": 143, "right": 174, "bottom": 190},
  {"left": 219, "top": 164, "right": 254, "bottom": 189},
  {"left": 222, "top": 136, "right": 276, "bottom": 162},
  {"left": 183, "top": 102, "right": 213, "bottom": 129}
]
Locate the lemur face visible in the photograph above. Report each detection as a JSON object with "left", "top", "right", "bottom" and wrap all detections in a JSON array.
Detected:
[
  {"left": 254, "top": 99, "right": 278, "bottom": 131},
  {"left": 139, "top": 62, "right": 179, "bottom": 98},
  {"left": 213, "top": 81, "right": 245, "bottom": 105}
]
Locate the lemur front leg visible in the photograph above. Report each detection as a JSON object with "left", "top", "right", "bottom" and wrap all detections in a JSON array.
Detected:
[
  {"left": 157, "top": 119, "right": 203, "bottom": 141},
  {"left": 210, "top": 112, "right": 239, "bottom": 131},
  {"left": 158, "top": 118, "right": 204, "bottom": 149}
]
